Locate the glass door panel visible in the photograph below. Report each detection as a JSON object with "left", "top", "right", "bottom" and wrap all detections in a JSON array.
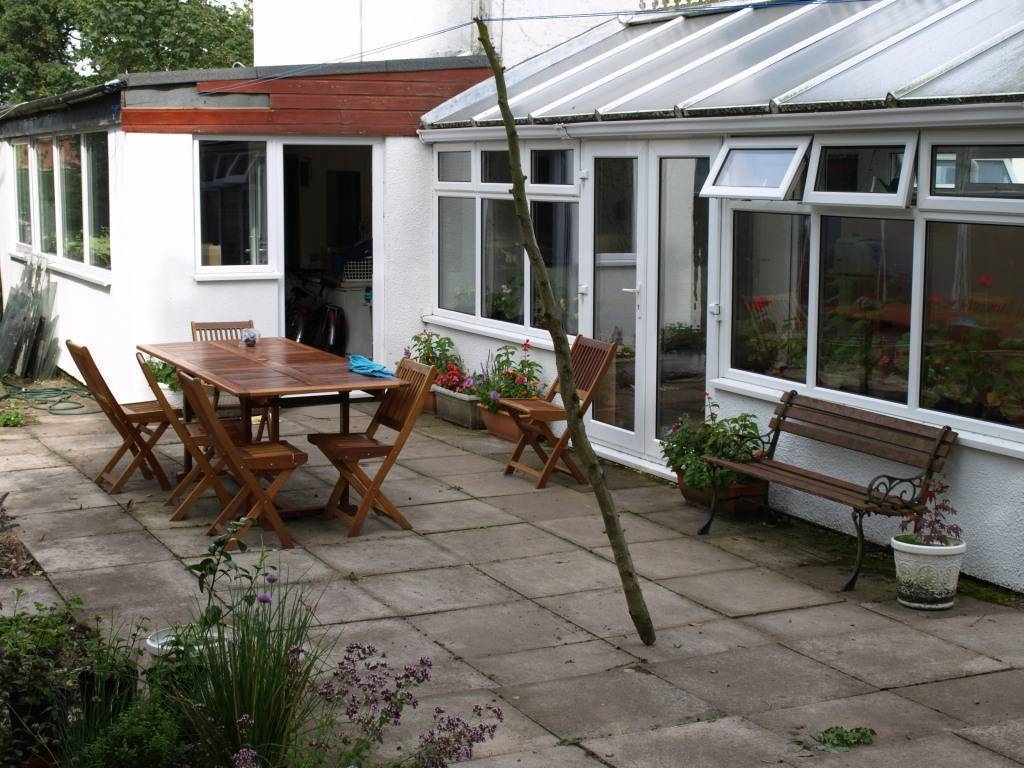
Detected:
[
  {"left": 592, "top": 156, "right": 638, "bottom": 432},
  {"left": 656, "top": 157, "right": 710, "bottom": 436}
]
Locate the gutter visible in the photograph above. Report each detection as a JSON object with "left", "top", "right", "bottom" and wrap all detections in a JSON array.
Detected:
[{"left": 0, "top": 79, "right": 126, "bottom": 124}]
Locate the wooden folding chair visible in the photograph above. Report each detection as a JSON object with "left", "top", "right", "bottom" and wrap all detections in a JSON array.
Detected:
[
  {"left": 190, "top": 320, "right": 274, "bottom": 440},
  {"left": 498, "top": 336, "right": 617, "bottom": 489},
  {"left": 177, "top": 371, "right": 307, "bottom": 549},
  {"left": 307, "top": 359, "right": 435, "bottom": 537},
  {"left": 66, "top": 341, "right": 175, "bottom": 493},
  {"left": 136, "top": 352, "right": 244, "bottom": 521}
]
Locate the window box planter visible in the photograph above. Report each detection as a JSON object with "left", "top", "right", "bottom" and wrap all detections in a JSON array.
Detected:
[{"left": 432, "top": 385, "right": 484, "bottom": 430}]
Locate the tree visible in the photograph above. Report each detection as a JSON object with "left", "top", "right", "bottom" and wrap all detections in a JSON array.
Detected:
[
  {"left": 0, "top": 0, "right": 79, "bottom": 104},
  {"left": 474, "top": 18, "right": 656, "bottom": 646},
  {"left": 75, "top": 0, "right": 253, "bottom": 81}
]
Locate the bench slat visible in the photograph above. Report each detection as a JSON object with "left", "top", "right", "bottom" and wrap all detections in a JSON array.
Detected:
[
  {"left": 775, "top": 420, "right": 931, "bottom": 467},
  {"left": 777, "top": 395, "right": 945, "bottom": 440},
  {"left": 775, "top": 404, "right": 941, "bottom": 456}
]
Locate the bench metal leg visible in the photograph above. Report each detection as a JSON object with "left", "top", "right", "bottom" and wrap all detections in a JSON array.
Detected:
[
  {"left": 843, "top": 508, "right": 867, "bottom": 591},
  {"left": 697, "top": 487, "right": 719, "bottom": 536}
]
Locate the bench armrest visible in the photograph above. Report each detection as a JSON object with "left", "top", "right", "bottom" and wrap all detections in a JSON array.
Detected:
[{"left": 866, "top": 472, "right": 925, "bottom": 506}]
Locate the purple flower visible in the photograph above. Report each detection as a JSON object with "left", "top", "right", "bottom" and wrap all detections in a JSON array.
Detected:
[
  {"left": 257, "top": 592, "right": 271, "bottom": 604},
  {"left": 489, "top": 390, "right": 500, "bottom": 401},
  {"left": 403, "top": 347, "right": 412, "bottom": 358},
  {"left": 264, "top": 571, "right": 279, "bottom": 584},
  {"left": 232, "top": 748, "right": 259, "bottom": 768},
  {"left": 463, "top": 377, "right": 474, "bottom": 388}
]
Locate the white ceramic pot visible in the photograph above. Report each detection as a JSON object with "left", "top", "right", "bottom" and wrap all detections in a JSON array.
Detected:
[
  {"left": 146, "top": 625, "right": 233, "bottom": 657},
  {"left": 157, "top": 382, "right": 183, "bottom": 409},
  {"left": 891, "top": 536, "right": 966, "bottom": 610}
]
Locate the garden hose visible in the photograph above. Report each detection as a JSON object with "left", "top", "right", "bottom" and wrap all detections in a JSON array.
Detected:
[{"left": 0, "top": 377, "right": 99, "bottom": 415}]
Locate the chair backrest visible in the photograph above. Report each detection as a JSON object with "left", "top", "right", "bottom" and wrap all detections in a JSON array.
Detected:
[
  {"left": 367, "top": 358, "right": 436, "bottom": 439},
  {"left": 549, "top": 336, "right": 618, "bottom": 411},
  {"left": 136, "top": 352, "right": 193, "bottom": 446},
  {"left": 191, "top": 320, "right": 254, "bottom": 342},
  {"left": 66, "top": 340, "right": 132, "bottom": 437}
]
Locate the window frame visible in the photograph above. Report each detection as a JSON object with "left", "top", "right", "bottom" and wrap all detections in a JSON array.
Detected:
[
  {"left": 432, "top": 141, "right": 581, "bottom": 336},
  {"left": 803, "top": 132, "right": 918, "bottom": 208},
  {"left": 701, "top": 136, "right": 811, "bottom": 201},
  {"left": 919, "top": 129, "right": 1024, "bottom": 216}
]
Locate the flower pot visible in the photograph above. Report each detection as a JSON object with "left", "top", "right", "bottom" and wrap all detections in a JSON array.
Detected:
[
  {"left": 433, "top": 386, "right": 485, "bottom": 429},
  {"left": 421, "top": 389, "right": 437, "bottom": 415},
  {"left": 675, "top": 472, "right": 768, "bottom": 515},
  {"left": 478, "top": 405, "right": 520, "bottom": 441},
  {"left": 891, "top": 535, "right": 966, "bottom": 610},
  {"left": 157, "top": 382, "right": 183, "bottom": 409},
  {"left": 145, "top": 625, "right": 233, "bottom": 657}
]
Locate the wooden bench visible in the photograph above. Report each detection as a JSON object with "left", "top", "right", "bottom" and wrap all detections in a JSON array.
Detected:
[{"left": 703, "top": 390, "right": 957, "bottom": 591}]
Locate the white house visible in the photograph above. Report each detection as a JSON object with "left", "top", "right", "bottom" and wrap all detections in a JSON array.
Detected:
[{"left": 3, "top": 0, "right": 1024, "bottom": 590}]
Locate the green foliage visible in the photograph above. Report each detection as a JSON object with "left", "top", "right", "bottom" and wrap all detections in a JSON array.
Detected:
[
  {"left": 806, "top": 725, "right": 876, "bottom": 752},
  {"left": 0, "top": 407, "right": 24, "bottom": 427},
  {"left": 0, "top": 0, "right": 79, "bottom": 104},
  {"left": 660, "top": 395, "right": 764, "bottom": 491},
  {"left": 406, "top": 328, "right": 472, "bottom": 392},
  {"left": 77, "top": 696, "right": 183, "bottom": 768},
  {"left": 145, "top": 356, "right": 179, "bottom": 391},
  {"left": 471, "top": 341, "right": 545, "bottom": 412}
]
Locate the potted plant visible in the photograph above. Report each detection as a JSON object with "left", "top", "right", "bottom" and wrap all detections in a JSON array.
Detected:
[
  {"left": 144, "top": 357, "right": 181, "bottom": 408},
  {"left": 891, "top": 479, "right": 965, "bottom": 610},
  {"left": 660, "top": 394, "right": 767, "bottom": 513},
  {"left": 405, "top": 328, "right": 470, "bottom": 420},
  {"left": 470, "top": 341, "right": 545, "bottom": 440}
]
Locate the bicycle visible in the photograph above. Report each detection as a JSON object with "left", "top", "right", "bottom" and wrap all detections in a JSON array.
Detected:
[{"left": 285, "top": 273, "right": 348, "bottom": 356}]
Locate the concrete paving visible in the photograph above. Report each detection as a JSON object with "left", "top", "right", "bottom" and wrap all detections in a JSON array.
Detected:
[{"left": 2, "top": 403, "right": 1023, "bottom": 766}]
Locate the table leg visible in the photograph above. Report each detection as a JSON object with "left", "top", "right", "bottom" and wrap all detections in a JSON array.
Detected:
[{"left": 241, "top": 397, "right": 253, "bottom": 442}]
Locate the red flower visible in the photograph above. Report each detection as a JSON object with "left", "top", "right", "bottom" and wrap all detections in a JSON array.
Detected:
[
  {"left": 929, "top": 295, "right": 945, "bottom": 305},
  {"left": 521, "top": 339, "right": 532, "bottom": 352},
  {"left": 979, "top": 274, "right": 993, "bottom": 288},
  {"left": 750, "top": 296, "right": 771, "bottom": 313}
]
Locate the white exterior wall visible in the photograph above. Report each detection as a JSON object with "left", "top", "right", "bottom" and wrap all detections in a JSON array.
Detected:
[{"left": 254, "top": 0, "right": 627, "bottom": 67}]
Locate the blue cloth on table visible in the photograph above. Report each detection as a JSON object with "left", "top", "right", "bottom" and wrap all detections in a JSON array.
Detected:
[{"left": 348, "top": 354, "right": 394, "bottom": 377}]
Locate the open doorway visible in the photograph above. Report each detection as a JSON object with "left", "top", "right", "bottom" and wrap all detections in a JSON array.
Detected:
[{"left": 283, "top": 144, "right": 373, "bottom": 357}]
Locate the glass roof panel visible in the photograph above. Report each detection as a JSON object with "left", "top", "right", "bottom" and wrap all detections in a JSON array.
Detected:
[
  {"left": 685, "top": 0, "right": 948, "bottom": 113},
  {"left": 900, "top": 29, "right": 1024, "bottom": 100},
  {"left": 531, "top": 3, "right": 797, "bottom": 119},
  {"left": 604, "top": 0, "right": 870, "bottom": 117},
  {"left": 786, "top": 0, "right": 1019, "bottom": 107}
]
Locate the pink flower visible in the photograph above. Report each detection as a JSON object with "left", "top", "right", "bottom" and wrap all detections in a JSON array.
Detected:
[
  {"left": 521, "top": 339, "right": 532, "bottom": 352},
  {"left": 515, "top": 375, "right": 526, "bottom": 385}
]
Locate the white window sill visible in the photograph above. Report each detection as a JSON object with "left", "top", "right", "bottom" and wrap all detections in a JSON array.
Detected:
[
  {"left": 422, "top": 313, "right": 558, "bottom": 352},
  {"left": 10, "top": 251, "right": 112, "bottom": 288},
  {"left": 193, "top": 271, "right": 282, "bottom": 283},
  {"left": 710, "top": 376, "right": 1024, "bottom": 462}
]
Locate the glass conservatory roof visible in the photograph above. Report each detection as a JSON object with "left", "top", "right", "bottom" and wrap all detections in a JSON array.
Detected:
[{"left": 424, "top": 0, "right": 1024, "bottom": 128}]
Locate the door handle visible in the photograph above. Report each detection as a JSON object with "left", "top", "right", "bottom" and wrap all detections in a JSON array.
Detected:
[{"left": 622, "top": 287, "right": 640, "bottom": 294}]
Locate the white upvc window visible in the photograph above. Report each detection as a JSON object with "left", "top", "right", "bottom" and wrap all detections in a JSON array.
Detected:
[
  {"left": 701, "top": 136, "right": 810, "bottom": 201},
  {"left": 803, "top": 132, "right": 917, "bottom": 208},
  {"left": 434, "top": 142, "right": 580, "bottom": 336},
  {"left": 919, "top": 129, "right": 1024, "bottom": 216}
]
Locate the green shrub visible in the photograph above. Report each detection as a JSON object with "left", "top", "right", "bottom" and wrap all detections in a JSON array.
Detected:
[
  {"left": 0, "top": 407, "right": 24, "bottom": 427},
  {"left": 77, "top": 696, "right": 183, "bottom": 768}
]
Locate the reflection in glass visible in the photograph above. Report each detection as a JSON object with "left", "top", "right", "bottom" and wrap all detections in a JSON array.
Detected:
[
  {"left": 814, "top": 146, "right": 904, "bottom": 194},
  {"left": 482, "top": 150, "right": 512, "bottom": 183},
  {"left": 818, "top": 216, "right": 913, "bottom": 402},
  {"left": 922, "top": 221, "right": 1024, "bottom": 428},
  {"left": 59, "top": 136, "right": 84, "bottom": 262},
  {"left": 657, "top": 157, "right": 709, "bottom": 436},
  {"left": 481, "top": 198, "right": 522, "bottom": 324},
  {"left": 199, "top": 141, "right": 267, "bottom": 266},
  {"left": 593, "top": 157, "right": 637, "bottom": 431},
  {"left": 86, "top": 133, "right": 110, "bottom": 268},
  {"left": 931, "top": 145, "right": 1024, "bottom": 198},
  {"left": 715, "top": 148, "right": 795, "bottom": 189},
  {"left": 732, "top": 211, "right": 809, "bottom": 381},
  {"left": 438, "top": 151, "right": 471, "bottom": 182},
  {"left": 15, "top": 144, "right": 31, "bottom": 244},
  {"left": 438, "top": 197, "right": 475, "bottom": 314},
  {"left": 531, "top": 201, "right": 578, "bottom": 334},
  {"left": 531, "top": 149, "right": 573, "bottom": 185},
  {"left": 36, "top": 138, "right": 57, "bottom": 254}
]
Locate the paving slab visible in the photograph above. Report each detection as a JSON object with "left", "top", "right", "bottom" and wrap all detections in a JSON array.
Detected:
[
  {"left": 710, "top": 531, "right": 832, "bottom": 570},
  {"left": 610, "top": 484, "right": 688, "bottom": 515},
  {"left": 640, "top": 507, "right": 747, "bottom": 539},
  {"left": 651, "top": 644, "right": 874, "bottom": 716},
  {"left": 537, "top": 583, "right": 717, "bottom": 637},
  {"left": 310, "top": 532, "right": 462, "bottom": 575},
  {"left": 27, "top": 529, "right": 172, "bottom": 575},
  {"left": 427, "top": 523, "right": 577, "bottom": 563},
  {"left": 786, "top": 624, "right": 1008, "bottom": 688},
  {"left": 535, "top": 513, "right": 680, "bottom": 549},
  {"left": 4, "top": 477, "right": 115, "bottom": 515},
  {"left": 462, "top": 745, "right": 606, "bottom": 767},
  {"left": 958, "top": 718, "right": 1024, "bottom": 763},
  {"left": 375, "top": 476, "right": 473, "bottom": 507},
  {"left": 0, "top": 450, "right": 69, "bottom": 472},
  {"left": 752, "top": 690, "right": 965, "bottom": 746},
  {"left": 661, "top": 566, "right": 841, "bottom": 616},
  {"left": 479, "top": 550, "right": 626, "bottom": 598},
  {"left": 395, "top": 498, "right": 520, "bottom": 533},
  {"left": 446, "top": 470, "right": 546, "bottom": 499},
  {"left": 501, "top": 667, "right": 712, "bottom": 738},
  {"left": 409, "top": 599, "right": 594, "bottom": 658},
  {"left": 802, "top": 732, "right": 1020, "bottom": 767},
  {"left": 584, "top": 715, "right": 800, "bottom": 768},
  {"left": 0, "top": 577, "right": 62, "bottom": 614},
  {"left": 484, "top": 487, "right": 600, "bottom": 522},
  {"left": 400, "top": 454, "right": 507, "bottom": 478},
  {"left": 12, "top": 504, "right": 143, "bottom": 541},
  {"left": 740, "top": 601, "right": 905, "bottom": 643},
  {"left": 607, "top": 617, "right": 773, "bottom": 664},
  {"left": 306, "top": 577, "right": 396, "bottom": 625},
  {"left": 358, "top": 564, "right": 521, "bottom": 615},
  {"left": 895, "top": 669, "right": 1024, "bottom": 725},
  {"left": 470, "top": 638, "right": 636, "bottom": 687},
  {"left": 593, "top": 537, "right": 755, "bottom": 580}
]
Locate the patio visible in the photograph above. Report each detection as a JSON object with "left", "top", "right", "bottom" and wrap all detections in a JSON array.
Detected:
[{"left": 3, "top": 402, "right": 1024, "bottom": 767}]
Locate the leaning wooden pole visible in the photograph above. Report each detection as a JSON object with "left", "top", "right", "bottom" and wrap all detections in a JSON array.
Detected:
[{"left": 475, "top": 18, "right": 655, "bottom": 645}]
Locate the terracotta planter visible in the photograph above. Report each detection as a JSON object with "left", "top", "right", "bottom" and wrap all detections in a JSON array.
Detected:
[
  {"left": 421, "top": 389, "right": 437, "bottom": 415},
  {"left": 478, "top": 405, "right": 520, "bottom": 441},
  {"left": 675, "top": 472, "right": 767, "bottom": 515},
  {"left": 433, "top": 386, "right": 485, "bottom": 429}
]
